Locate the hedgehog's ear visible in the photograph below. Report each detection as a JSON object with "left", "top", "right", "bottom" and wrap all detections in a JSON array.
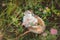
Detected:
[{"left": 34, "top": 15, "right": 38, "bottom": 18}]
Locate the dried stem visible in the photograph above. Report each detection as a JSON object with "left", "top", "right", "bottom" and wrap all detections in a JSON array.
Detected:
[{"left": 15, "top": 30, "right": 30, "bottom": 40}]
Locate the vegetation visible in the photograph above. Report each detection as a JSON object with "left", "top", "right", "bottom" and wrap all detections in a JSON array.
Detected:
[{"left": 0, "top": 0, "right": 60, "bottom": 40}]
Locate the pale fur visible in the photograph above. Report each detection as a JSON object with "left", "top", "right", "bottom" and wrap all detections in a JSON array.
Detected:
[{"left": 23, "top": 10, "right": 38, "bottom": 27}]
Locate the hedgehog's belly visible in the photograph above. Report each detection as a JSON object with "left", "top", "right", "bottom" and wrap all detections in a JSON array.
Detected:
[{"left": 28, "top": 26, "right": 45, "bottom": 34}]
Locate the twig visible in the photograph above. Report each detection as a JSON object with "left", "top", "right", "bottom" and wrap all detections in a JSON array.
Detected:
[{"left": 15, "top": 30, "right": 30, "bottom": 40}]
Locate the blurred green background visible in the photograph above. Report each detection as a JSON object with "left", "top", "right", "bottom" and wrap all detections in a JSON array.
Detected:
[{"left": 0, "top": 0, "right": 60, "bottom": 40}]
